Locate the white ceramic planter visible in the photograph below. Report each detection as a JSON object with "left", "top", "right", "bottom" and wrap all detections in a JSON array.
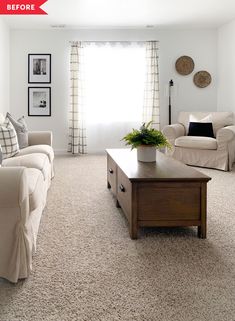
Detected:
[{"left": 137, "top": 146, "right": 156, "bottom": 162}]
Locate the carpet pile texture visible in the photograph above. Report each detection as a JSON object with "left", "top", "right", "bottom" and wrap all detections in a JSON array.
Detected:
[{"left": 0, "top": 155, "right": 234, "bottom": 321}]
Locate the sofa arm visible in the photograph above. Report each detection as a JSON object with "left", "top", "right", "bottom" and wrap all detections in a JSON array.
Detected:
[
  {"left": 28, "top": 131, "right": 52, "bottom": 146},
  {"left": 0, "top": 167, "right": 28, "bottom": 207},
  {"left": 162, "top": 124, "right": 185, "bottom": 144},
  {"left": 216, "top": 126, "right": 235, "bottom": 150},
  {"left": 0, "top": 167, "right": 30, "bottom": 283}
]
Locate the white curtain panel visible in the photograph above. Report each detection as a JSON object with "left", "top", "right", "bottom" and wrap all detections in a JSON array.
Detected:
[
  {"left": 68, "top": 42, "right": 87, "bottom": 154},
  {"left": 142, "top": 41, "right": 160, "bottom": 129}
]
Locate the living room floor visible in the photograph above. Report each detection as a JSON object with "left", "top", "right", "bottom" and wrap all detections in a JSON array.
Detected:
[{"left": 0, "top": 154, "right": 234, "bottom": 321}]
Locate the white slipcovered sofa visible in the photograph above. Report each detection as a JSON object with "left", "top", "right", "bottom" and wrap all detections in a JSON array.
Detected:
[
  {"left": 0, "top": 125, "right": 54, "bottom": 282},
  {"left": 162, "top": 112, "right": 235, "bottom": 171}
]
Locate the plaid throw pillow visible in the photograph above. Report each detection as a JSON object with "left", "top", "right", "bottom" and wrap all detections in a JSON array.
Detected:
[
  {"left": 0, "top": 118, "right": 19, "bottom": 159},
  {"left": 6, "top": 113, "right": 28, "bottom": 149}
]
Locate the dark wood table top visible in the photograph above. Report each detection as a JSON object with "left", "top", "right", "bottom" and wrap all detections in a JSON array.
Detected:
[{"left": 106, "top": 148, "right": 211, "bottom": 182}]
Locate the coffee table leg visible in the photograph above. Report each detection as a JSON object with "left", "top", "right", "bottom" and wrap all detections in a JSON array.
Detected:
[
  {"left": 198, "top": 226, "right": 206, "bottom": 239},
  {"left": 129, "top": 226, "right": 138, "bottom": 240},
  {"left": 199, "top": 183, "right": 207, "bottom": 239},
  {"left": 130, "top": 187, "right": 138, "bottom": 239},
  {"left": 116, "top": 199, "right": 121, "bottom": 208}
]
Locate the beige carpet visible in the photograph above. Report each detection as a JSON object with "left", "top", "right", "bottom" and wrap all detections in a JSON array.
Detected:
[{"left": 0, "top": 155, "right": 234, "bottom": 321}]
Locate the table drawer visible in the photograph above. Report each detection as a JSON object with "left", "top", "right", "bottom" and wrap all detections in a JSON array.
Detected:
[
  {"left": 117, "top": 168, "right": 132, "bottom": 222},
  {"left": 107, "top": 155, "right": 117, "bottom": 194},
  {"left": 137, "top": 182, "right": 201, "bottom": 221}
]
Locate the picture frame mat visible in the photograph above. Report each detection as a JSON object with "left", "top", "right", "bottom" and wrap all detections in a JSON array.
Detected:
[
  {"left": 28, "top": 87, "right": 51, "bottom": 116},
  {"left": 28, "top": 54, "right": 51, "bottom": 84}
]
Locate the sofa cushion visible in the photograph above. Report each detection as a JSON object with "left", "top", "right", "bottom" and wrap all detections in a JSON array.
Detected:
[
  {"left": 2, "top": 153, "right": 50, "bottom": 180},
  {"left": 26, "top": 168, "right": 44, "bottom": 211},
  {"left": 6, "top": 113, "right": 28, "bottom": 149},
  {"left": 17, "top": 144, "right": 54, "bottom": 163},
  {"left": 175, "top": 136, "right": 217, "bottom": 150},
  {"left": 0, "top": 118, "right": 19, "bottom": 159}
]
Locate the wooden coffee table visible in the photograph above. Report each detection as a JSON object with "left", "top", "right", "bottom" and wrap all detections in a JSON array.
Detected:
[{"left": 106, "top": 149, "right": 211, "bottom": 239}]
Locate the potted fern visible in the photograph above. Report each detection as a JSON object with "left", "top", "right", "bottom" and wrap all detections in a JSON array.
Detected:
[{"left": 122, "top": 122, "right": 171, "bottom": 162}]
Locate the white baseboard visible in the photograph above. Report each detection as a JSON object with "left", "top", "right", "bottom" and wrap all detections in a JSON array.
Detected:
[
  {"left": 54, "top": 149, "right": 107, "bottom": 156},
  {"left": 54, "top": 149, "right": 68, "bottom": 155}
]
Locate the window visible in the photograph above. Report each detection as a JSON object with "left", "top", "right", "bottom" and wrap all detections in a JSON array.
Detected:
[
  {"left": 83, "top": 43, "right": 146, "bottom": 124},
  {"left": 68, "top": 41, "right": 159, "bottom": 154}
]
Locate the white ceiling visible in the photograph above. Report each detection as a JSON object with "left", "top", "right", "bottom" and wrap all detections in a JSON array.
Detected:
[{"left": 2, "top": 0, "right": 235, "bottom": 29}]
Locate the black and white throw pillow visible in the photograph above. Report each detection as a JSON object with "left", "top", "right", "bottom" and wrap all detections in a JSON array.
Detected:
[
  {"left": 0, "top": 118, "right": 19, "bottom": 159},
  {"left": 6, "top": 113, "right": 28, "bottom": 149}
]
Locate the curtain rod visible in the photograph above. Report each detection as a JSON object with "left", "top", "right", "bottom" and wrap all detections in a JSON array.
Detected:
[{"left": 69, "top": 40, "right": 159, "bottom": 43}]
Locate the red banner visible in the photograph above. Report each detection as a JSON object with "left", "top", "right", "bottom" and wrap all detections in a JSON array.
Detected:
[{"left": 0, "top": 0, "right": 47, "bottom": 14}]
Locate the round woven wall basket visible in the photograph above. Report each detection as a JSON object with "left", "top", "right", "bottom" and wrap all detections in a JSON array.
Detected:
[
  {"left": 175, "top": 56, "right": 194, "bottom": 75},
  {"left": 193, "top": 71, "right": 211, "bottom": 88}
]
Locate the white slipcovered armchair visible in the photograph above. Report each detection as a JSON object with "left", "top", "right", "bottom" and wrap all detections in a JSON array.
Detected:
[{"left": 162, "top": 112, "right": 235, "bottom": 171}]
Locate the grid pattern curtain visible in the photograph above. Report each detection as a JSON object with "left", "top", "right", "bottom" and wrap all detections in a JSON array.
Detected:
[
  {"left": 142, "top": 41, "right": 160, "bottom": 129},
  {"left": 68, "top": 42, "right": 87, "bottom": 154}
]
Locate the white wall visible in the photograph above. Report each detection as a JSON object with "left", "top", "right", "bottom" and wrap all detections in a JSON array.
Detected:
[
  {"left": 0, "top": 18, "right": 9, "bottom": 115},
  {"left": 10, "top": 29, "right": 217, "bottom": 151},
  {"left": 160, "top": 30, "right": 217, "bottom": 124},
  {"left": 217, "top": 19, "right": 235, "bottom": 112}
]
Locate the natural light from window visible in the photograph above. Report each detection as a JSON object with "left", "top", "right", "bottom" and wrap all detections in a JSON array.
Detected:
[{"left": 83, "top": 44, "right": 146, "bottom": 124}]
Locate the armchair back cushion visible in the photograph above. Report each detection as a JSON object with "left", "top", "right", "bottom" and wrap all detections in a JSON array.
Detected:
[{"left": 178, "top": 112, "right": 234, "bottom": 136}]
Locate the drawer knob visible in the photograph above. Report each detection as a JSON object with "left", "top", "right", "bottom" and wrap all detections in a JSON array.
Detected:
[
  {"left": 119, "top": 184, "right": 125, "bottom": 192},
  {"left": 109, "top": 168, "right": 113, "bottom": 174}
]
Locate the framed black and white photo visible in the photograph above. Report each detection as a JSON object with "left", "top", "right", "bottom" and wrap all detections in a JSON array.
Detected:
[
  {"left": 28, "top": 54, "right": 51, "bottom": 83},
  {"left": 28, "top": 87, "right": 51, "bottom": 116}
]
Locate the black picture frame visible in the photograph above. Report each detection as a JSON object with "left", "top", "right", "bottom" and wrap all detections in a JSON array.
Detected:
[
  {"left": 28, "top": 54, "right": 51, "bottom": 84},
  {"left": 28, "top": 87, "right": 51, "bottom": 117}
]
